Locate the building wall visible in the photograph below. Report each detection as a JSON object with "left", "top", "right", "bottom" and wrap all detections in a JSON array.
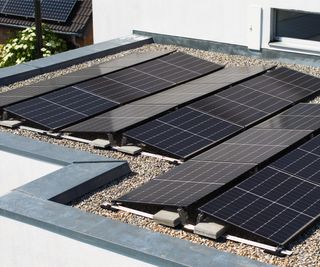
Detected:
[
  {"left": 92, "top": 0, "right": 320, "bottom": 51},
  {"left": 0, "top": 216, "right": 155, "bottom": 267}
]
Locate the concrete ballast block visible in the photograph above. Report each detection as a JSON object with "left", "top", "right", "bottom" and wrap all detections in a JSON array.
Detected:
[
  {"left": 0, "top": 120, "right": 22, "bottom": 128},
  {"left": 153, "top": 210, "right": 181, "bottom": 227},
  {"left": 90, "top": 139, "right": 110, "bottom": 148},
  {"left": 194, "top": 222, "right": 227, "bottom": 240},
  {"left": 117, "top": 146, "right": 142, "bottom": 155}
]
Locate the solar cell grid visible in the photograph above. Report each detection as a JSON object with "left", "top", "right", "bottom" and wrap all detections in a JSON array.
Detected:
[
  {"left": 63, "top": 65, "right": 273, "bottom": 134},
  {"left": 41, "top": 0, "right": 77, "bottom": 22},
  {"left": 1, "top": 0, "right": 77, "bottom": 22},
  {"left": 189, "top": 95, "right": 267, "bottom": 127},
  {"left": 199, "top": 166, "right": 320, "bottom": 245},
  {"left": 118, "top": 161, "right": 255, "bottom": 207},
  {"left": 4, "top": 52, "right": 221, "bottom": 131},
  {"left": 217, "top": 85, "right": 291, "bottom": 113},
  {"left": 225, "top": 128, "right": 310, "bottom": 146},
  {"left": 2, "top": 0, "right": 34, "bottom": 17},
  {"left": 255, "top": 103, "right": 320, "bottom": 130},
  {"left": 125, "top": 107, "right": 241, "bottom": 158},
  {"left": 265, "top": 67, "right": 320, "bottom": 92},
  {"left": 4, "top": 87, "right": 118, "bottom": 129},
  {"left": 257, "top": 115, "right": 320, "bottom": 130},
  {"left": 241, "top": 68, "right": 318, "bottom": 102}
]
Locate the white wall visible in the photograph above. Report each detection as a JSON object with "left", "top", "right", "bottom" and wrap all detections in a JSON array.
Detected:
[
  {"left": 0, "top": 216, "right": 155, "bottom": 267},
  {"left": 0, "top": 151, "right": 62, "bottom": 196},
  {"left": 92, "top": 0, "right": 320, "bottom": 50}
]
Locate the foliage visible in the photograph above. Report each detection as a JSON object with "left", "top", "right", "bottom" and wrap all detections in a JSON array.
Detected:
[{"left": 0, "top": 25, "right": 67, "bottom": 67}]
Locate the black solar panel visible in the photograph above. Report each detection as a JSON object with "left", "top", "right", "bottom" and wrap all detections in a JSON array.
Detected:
[
  {"left": 41, "top": 0, "right": 77, "bottom": 22},
  {"left": 74, "top": 52, "right": 221, "bottom": 104},
  {"left": 117, "top": 161, "right": 255, "bottom": 207},
  {"left": 4, "top": 52, "right": 220, "bottom": 130},
  {"left": 5, "top": 87, "right": 118, "bottom": 130},
  {"left": 241, "top": 67, "right": 320, "bottom": 101},
  {"left": 189, "top": 95, "right": 268, "bottom": 127},
  {"left": 265, "top": 67, "right": 320, "bottom": 92},
  {"left": 199, "top": 163, "right": 320, "bottom": 245},
  {"left": 2, "top": 0, "right": 34, "bottom": 17},
  {"left": 63, "top": 66, "right": 273, "bottom": 134},
  {"left": 125, "top": 107, "right": 241, "bottom": 159},
  {"left": 74, "top": 75, "right": 150, "bottom": 104},
  {"left": 1, "top": 0, "right": 77, "bottom": 23},
  {"left": 0, "top": 0, "right": 6, "bottom": 12},
  {"left": 117, "top": 104, "right": 319, "bottom": 212},
  {"left": 256, "top": 103, "right": 320, "bottom": 130},
  {"left": 217, "top": 85, "right": 291, "bottom": 113}
]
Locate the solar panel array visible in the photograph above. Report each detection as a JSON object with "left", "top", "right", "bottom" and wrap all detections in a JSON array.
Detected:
[
  {"left": 4, "top": 52, "right": 221, "bottom": 130},
  {"left": 63, "top": 66, "right": 271, "bottom": 133},
  {"left": 200, "top": 133, "right": 320, "bottom": 245},
  {"left": 0, "top": 0, "right": 78, "bottom": 23},
  {"left": 124, "top": 67, "right": 319, "bottom": 159},
  {"left": 117, "top": 103, "right": 317, "bottom": 209},
  {"left": 0, "top": 51, "right": 173, "bottom": 109}
]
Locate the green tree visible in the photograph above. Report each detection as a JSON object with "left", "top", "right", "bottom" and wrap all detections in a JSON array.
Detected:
[{"left": 0, "top": 25, "right": 67, "bottom": 67}]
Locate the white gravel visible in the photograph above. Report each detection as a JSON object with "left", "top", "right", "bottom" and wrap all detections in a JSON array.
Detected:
[{"left": 1, "top": 43, "right": 320, "bottom": 267}]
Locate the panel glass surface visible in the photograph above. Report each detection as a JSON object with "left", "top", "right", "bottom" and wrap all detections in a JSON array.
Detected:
[
  {"left": 5, "top": 87, "right": 118, "bottom": 130},
  {"left": 125, "top": 107, "right": 241, "bottom": 159},
  {"left": 118, "top": 161, "right": 254, "bottom": 207},
  {"left": 200, "top": 165, "right": 320, "bottom": 245}
]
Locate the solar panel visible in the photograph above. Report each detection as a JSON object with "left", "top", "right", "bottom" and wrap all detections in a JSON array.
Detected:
[
  {"left": 117, "top": 105, "right": 318, "bottom": 212},
  {"left": 117, "top": 161, "right": 255, "bottom": 207},
  {"left": 125, "top": 107, "right": 241, "bottom": 159},
  {"left": 0, "top": 51, "right": 173, "bottom": 109},
  {"left": 189, "top": 95, "right": 268, "bottom": 127},
  {"left": 41, "top": 0, "right": 77, "bottom": 22},
  {"left": 2, "top": 0, "right": 34, "bottom": 17},
  {"left": 0, "top": 0, "right": 7, "bottom": 12},
  {"left": 199, "top": 163, "right": 320, "bottom": 245},
  {"left": 3, "top": 52, "right": 220, "bottom": 130},
  {"left": 1, "top": 0, "right": 77, "bottom": 23},
  {"left": 264, "top": 67, "right": 320, "bottom": 92},
  {"left": 122, "top": 67, "right": 318, "bottom": 159},
  {"left": 5, "top": 87, "right": 118, "bottom": 130},
  {"left": 63, "top": 66, "right": 273, "bottom": 133},
  {"left": 216, "top": 85, "right": 291, "bottom": 113},
  {"left": 241, "top": 67, "right": 320, "bottom": 101},
  {"left": 256, "top": 103, "right": 320, "bottom": 130},
  {"left": 74, "top": 52, "right": 221, "bottom": 104}
]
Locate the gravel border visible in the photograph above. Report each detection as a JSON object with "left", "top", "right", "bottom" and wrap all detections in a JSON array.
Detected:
[{"left": 1, "top": 43, "right": 320, "bottom": 267}]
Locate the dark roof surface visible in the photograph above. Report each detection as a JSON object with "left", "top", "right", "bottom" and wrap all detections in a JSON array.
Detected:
[{"left": 0, "top": 0, "right": 91, "bottom": 35}]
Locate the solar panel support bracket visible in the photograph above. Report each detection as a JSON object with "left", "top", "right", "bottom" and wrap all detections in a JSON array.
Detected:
[
  {"left": 1, "top": 111, "right": 8, "bottom": 120},
  {"left": 177, "top": 208, "right": 189, "bottom": 225},
  {"left": 107, "top": 133, "right": 117, "bottom": 146}
]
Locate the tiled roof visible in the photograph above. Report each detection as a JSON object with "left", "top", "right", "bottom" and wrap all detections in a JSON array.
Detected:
[{"left": 0, "top": 0, "right": 91, "bottom": 35}]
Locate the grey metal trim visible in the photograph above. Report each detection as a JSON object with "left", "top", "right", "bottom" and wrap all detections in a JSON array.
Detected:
[
  {"left": 133, "top": 30, "right": 320, "bottom": 67},
  {"left": 0, "top": 34, "right": 153, "bottom": 86}
]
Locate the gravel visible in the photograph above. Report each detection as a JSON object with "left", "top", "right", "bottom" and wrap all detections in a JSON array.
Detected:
[{"left": 1, "top": 43, "right": 320, "bottom": 267}]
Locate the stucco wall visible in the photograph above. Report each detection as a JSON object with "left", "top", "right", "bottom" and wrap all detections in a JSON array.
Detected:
[
  {"left": 0, "top": 216, "right": 155, "bottom": 267},
  {"left": 92, "top": 0, "right": 320, "bottom": 50}
]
